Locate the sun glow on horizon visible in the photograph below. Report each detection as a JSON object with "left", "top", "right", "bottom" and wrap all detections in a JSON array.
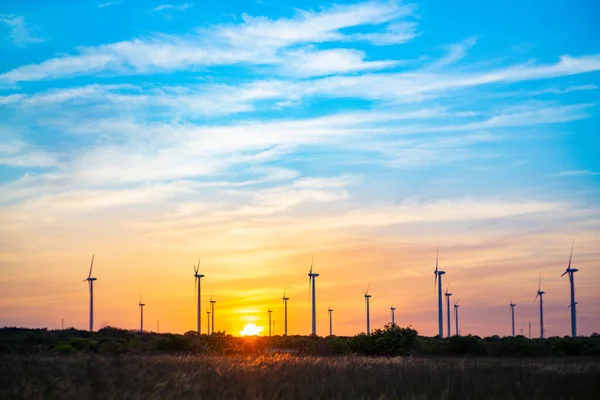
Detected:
[{"left": 240, "top": 323, "right": 263, "bottom": 336}]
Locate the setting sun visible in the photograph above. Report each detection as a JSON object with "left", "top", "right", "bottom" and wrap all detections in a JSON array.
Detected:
[{"left": 240, "top": 324, "right": 263, "bottom": 336}]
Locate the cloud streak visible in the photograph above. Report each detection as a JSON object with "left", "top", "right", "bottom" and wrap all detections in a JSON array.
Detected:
[{"left": 0, "top": 14, "right": 44, "bottom": 47}]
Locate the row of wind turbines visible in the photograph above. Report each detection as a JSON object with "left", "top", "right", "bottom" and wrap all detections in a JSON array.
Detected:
[{"left": 82, "top": 242, "right": 581, "bottom": 338}]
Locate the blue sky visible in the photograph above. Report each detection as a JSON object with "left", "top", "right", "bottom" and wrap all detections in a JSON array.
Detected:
[{"left": 1, "top": 1, "right": 599, "bottom": 336}]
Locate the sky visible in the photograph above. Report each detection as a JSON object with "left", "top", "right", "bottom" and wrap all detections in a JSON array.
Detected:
[{"left": 0, "top": 0, "right": 599, "bottom": 338}]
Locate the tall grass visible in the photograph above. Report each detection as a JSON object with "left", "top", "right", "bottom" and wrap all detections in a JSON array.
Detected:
[{"left": 2, "top": 354, "right": 599, "bottom": 399}]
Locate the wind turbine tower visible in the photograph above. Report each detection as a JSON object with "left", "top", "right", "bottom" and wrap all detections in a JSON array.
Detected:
[
  {"left": 434, "top": 249, "right": 446, "bottom": 337},
  {"left": 83, "top": 255, "right": 97, "bottom": 332},
  {"left": 308, "top": 255, "right": 319, "bottom": 335},
  {"left": 534, "top": 275, "right": 546, "bottom": 339},
  {"left": 445, "top": 284, "right": 452, "bottom": 337},
  {"left": 193, "top": 259, "right": 204, "bottom": 335},
  {"left": 561, "top": 241, "right": 578, "bottom": 337},
  {"left": 210, "top": 297, "right": 216, "bottom": 334},
  {"left": 268, "top": 309, "right": 273, "bottom": 337},
  {"left": 509, "top": 299, "right": 516, "bottom": 337},
  {"left": 390, "top": 305, "right": 396, "bottom": 326},
  {"left": 139, "top": 296, "right": 145, "bottom": 333},
  {"left": 453, "top": 300, "right": 460, "bottom": 336},
  {"left": 282, "top": 289, "right": 289, "bottom": 336},
  {"left": 364, "top": 285, "right": 372, "bottom": 335},
  {"left": 206, "top": 307, "right": 211, "bottom": 335},
  {"left": 328, "top": 306, "right": 333, "bottom": 336}
]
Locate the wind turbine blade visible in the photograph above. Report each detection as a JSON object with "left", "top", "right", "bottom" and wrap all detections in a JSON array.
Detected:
[
  {"left": 197, "top": 258, "right": 201, "bottom": 272},
  {"left": 534, "top": 293, "right": 539, "bottom": 303},
  {"left": 366, "top": 283, "right": 370, "bottom": 295},
  {"left": 310, "top": 254, "right": 314, "bottom": 274},
  {"left": 88, "top": 255, "right": 94, "bottom": 278},
  {"left": 194, "top": 276, "right": 197, "bottom": 292},
  {"left": 568, "top": 240, "right": 574, "bottom": 269},
  {"left": 561, "top": 270, "right": 568, "bottom": 277}
]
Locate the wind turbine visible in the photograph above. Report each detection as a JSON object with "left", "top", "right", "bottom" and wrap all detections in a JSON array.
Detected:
[
  {"left": 193, "top": 259, "right": 204, "bottom": 335},
  {"left": 561, "top": 241, "right": 578, "bottom": 337},
  {"left": 282, "top": 288, "right": 289, "bottom": 336},
  {"left": 390, "top": 304, "right": 396, "bottom": 326},
  {"left": 434, "top": 248, "right": 446, "bottom": 337},
  {"left": 268, "top": 309, "right": 273, "bottom": 337},
  {"left": 206, "top": 305, "right": 211, "bottom": 335},
  {"left": 83, "top": 255, "right": 96, "bottom": 332},
  {"left": 509, "top": 298, "right": 516, "bottom": 337},
  {"left": 445, "top": 284, "right": 452, "bottom": 337},
  {"left": 453, "top": 300, "right": 460, "bottom": 336},
  {"left": 139, "top": 295, "right": 145, "bottom": 333},
  {"left": 308, "top": 255, "right": 319, "bottom": 335},
  {"left": 364, "top": 284, "right": 372, "bottom": 335},
  {"left": 328, "top": 306, "right": 333, "bottom": 336},
  {"left": 210, "top": 296, "right": 216, "bottom": 334},
  {"left": 534, "top": 275, "right": 545, "bottom": 339}
]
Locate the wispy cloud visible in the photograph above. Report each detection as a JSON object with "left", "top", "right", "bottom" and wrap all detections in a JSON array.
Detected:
[
  {"left": 556, "top": 170, "right": 600, "bottom": 177},
  {"left": 0, "top": 14, "right": 44, "bottom": 47},
  {"left": 0, "top": 1, "right": 416, "bottom": 82},
  {"left": 153, "top": 3, "right": 194, "bottom": 11},
  {"left": 98, "top": 1, "right": 122, "bottom": 8}
]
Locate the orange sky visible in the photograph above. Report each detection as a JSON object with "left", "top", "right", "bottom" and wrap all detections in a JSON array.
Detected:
[{"left": 2, "top": 194, "right": 599, "bottom": 337}]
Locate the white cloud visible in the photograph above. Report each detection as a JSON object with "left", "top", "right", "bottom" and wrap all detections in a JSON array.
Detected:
[
  {"left": 556, "top": 170, "right": 599, "bottom": 177},
  {"left": 153, "top": 3, "right": 194, "bottom": 11},
  {"left": 0, "top": 14, "right": 44, "bottom": 47},
  {"left": 0, "top": 1, "right": 417, "bottom": 82},
  {"left": 278, "top": 47, "right": 398, "bottom": 77},
  {"left": 426, "top": 37, "right": 478, "bottom": 69},
  {"left": 0, "top": 140, "right": 58, "bottom": 168},
  {"left": 98, "top": 1, "right": 122, "bottom": 8}
]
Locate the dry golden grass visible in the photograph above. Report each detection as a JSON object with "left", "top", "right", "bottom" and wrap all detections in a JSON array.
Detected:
[{"left": 1, "top": 354, "right": 599, "bottom": 399}]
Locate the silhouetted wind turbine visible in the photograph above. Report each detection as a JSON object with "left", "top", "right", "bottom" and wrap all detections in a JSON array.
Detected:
[
  {"left": 509, "top": 297, "right": 516, "bottom": 337},
  {"left": 210, "top": 296, "right": 216, "bottom": 334},
  {"left": 445, "top": 283, "right": 452, "bottom": 337},
  {"left": 139, "top": 294, "right": 145, "bottom": 333},
  {"left": 390, "top": 304, "right": 396, "bottom": 326},
  {"left": 561, "top": 241, "right": 578, "bottom": 337},
  {"left": 282, "top": 288, "right": 289, "bottom": 336},
  {"left": 206, "top": 305, "right": 211, "bottom": 335},
  {"left": 83, "top": 255, "right": 96, "bottom": 332},
  {"left": 534, "top": 275, "right": 546, "bottom": 339},
  {"left": 308, "top": 255, "right": 319, "bottom": 335},
  {"left": 268, "top": 309, "right": 273, "bottom": 337},
  {"left": 364, "top": 284, "right": 372, "bottom": 335},
  {"left": 434, "top": 248, "right": 446, "bottom": 337},
  {"left": 193, "top": 259, "right": 204, "bottom": 334},
  {"left": 453, "top": 300, "right": 460, "bottom": 336},
  {"left": 328, "top": 306, "right": 333, "bottom": 336}
]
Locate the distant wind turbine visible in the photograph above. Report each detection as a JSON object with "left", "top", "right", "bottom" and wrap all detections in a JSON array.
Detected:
[
  {"left": 282, "top": 288, "right": 289, "bottom": 336},
  {"left": 193, "top": 259, "right": 204, "bottom": 335},
  {"left": 364, "top": 284, "right": 372, "bottom": 335},
  {"left": 534, "top": 275, "right": 546, "bottom": 339},
  {"left": 453, "top": 300, "right": 460, "bottom": 336},
  {"left": 206, "top": 305, "right": 211, "bottom": 335},
  {"left": 561, "top": 241, "right": 578, "bottom": 337},
  {"left": 434, "top": 248, "right": 446, "bottom": 337},
  {"left": 509, "top": 297, "right": 516, "bottom": 337},
  {"left": 268, "top": 309, "right": 273, "bottom": 337},
  {"left": 139, "top": 294, "right": 145, "bottom": 333},
  {"left": 308, "top": 255, "right": 319, "bottom": 335},
  {"left": 328, "top": 306, "right": 333, "bottom": 336},
  {"left": 390, "top": 304, "right": 396, "bottom": 326},
  {"left": 210, "top": 296, "right": 216, "bottom": 334},
  {"left": 82, "top": 255, "right": 96, "bottom": 332},
  {"left": 445, "top": 284, "right": 452, "bottom": 337}
]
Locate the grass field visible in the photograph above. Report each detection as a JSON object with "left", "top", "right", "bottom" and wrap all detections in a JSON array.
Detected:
[{"left": 2, "top": 354, "right": 599, "bottom": 399}]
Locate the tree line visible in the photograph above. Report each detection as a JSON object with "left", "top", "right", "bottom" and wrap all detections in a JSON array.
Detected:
[{"left": 1, "top": 325, "right": 599, "bottom": 357}]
